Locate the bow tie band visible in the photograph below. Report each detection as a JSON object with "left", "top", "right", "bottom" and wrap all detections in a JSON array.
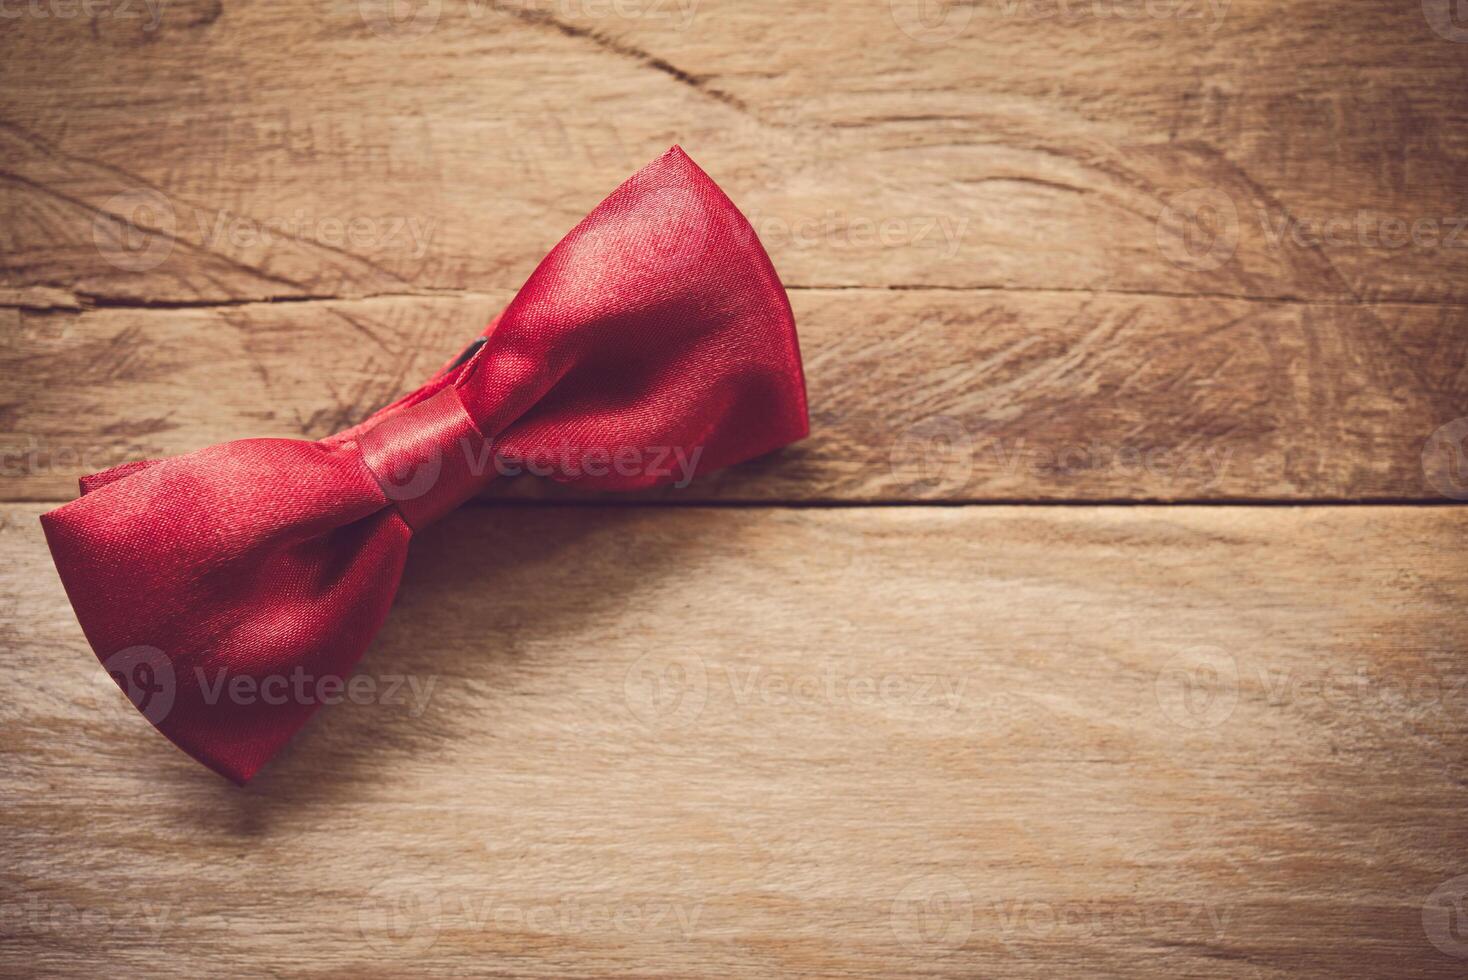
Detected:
[{"left": 41, "top": 147, "right": 809, "bottom": 783}]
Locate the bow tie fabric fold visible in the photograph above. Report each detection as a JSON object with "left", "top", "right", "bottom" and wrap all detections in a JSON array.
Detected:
[{"left": 41, "top": 146, "right": 808, "bottom": 784}]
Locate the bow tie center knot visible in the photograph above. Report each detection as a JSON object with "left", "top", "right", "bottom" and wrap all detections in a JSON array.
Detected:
[{"left": 355, "top": 386, "right": 492, "bottom": 530}]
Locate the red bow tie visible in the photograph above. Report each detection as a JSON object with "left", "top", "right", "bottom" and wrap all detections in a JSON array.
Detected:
[{"left": 41, "top": 147, "right": 808, "bottom": 784}]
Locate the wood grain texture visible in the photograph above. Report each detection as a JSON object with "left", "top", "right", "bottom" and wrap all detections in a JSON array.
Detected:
[
  {"left": 3, "top": 0, "right": 1464, "bottom": 504},
  {"left": 4, "top": 289, "right": 1465, "bottom": 502},
  {"left": 0, "top": 0, "right": 1466, "bottom": 307},
  {"left": 2, "top": 504, "right": 1466, "bottom": 977},
  {"left": 3, "top": 1, "right": 1466, "bottom": 977}
]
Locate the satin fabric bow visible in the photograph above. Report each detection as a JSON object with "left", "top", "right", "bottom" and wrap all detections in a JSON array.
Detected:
[{"left": 42, "top": 147, "right": 808, "bottom": 783}]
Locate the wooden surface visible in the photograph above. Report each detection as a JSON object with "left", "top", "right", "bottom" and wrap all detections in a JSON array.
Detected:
[
  {"left": 4, "top": 504, "right": 1468, "bottom": 978},
  {"left": 5, "top": 291, "right": 1466, "bottom": 503},
  {"left": 2, "top": 0, "right": 1467, "bottom": 976}
]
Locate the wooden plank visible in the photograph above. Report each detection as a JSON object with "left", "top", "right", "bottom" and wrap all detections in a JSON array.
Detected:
[
  {"left": 0, "top": 1, "right": 1465, "bottom": 305},
  {"left": 2, "top": 503, "right": 1465, "bottom": 977},
  {"left": 3, "top": 290, "right": 1464, "bottom": 502}
]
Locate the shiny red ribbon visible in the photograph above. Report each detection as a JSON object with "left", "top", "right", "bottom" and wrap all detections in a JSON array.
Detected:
[{"left": 42, "top": 147, "right": 808, "bottom": 783}]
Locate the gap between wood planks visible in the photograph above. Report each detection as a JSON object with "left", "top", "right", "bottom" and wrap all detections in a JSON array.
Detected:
[{"left": 7, "top": 284, "right": 1468, "bottom": 314}]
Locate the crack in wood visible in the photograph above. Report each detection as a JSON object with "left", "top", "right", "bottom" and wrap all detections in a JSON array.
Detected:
[{"left": 496, "top": 5, "right": 765, "bottom": 123}]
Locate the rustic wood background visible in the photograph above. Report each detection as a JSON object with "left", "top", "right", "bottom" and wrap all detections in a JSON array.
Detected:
[{"left": 2, "top": 0, "right": 1466, "bottom": 976}]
